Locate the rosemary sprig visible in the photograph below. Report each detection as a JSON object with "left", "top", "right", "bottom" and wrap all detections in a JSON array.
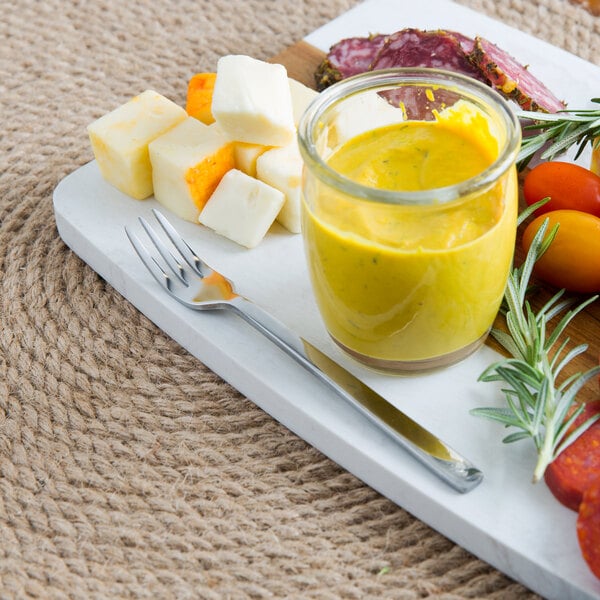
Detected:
[
  {"left": 471, "top": 213, "right": 600, "bottom": 483},
  {"left": 516, "top": 97, "right": 600, "bottom": 169}
]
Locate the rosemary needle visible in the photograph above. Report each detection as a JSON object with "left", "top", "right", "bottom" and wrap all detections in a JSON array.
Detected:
[
  {"left": 471, "top": 213, "right": 600, "bottom": 483},
  {"left": 516, "top": 97, "right": 600, "bottom": 168},
  {"left": 472, "top": 101, "right": 600, "bottom": 481}
]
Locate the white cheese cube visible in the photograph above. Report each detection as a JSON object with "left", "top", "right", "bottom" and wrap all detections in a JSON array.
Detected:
[
  {"left": 288, "top": 78, "right": 318, "bottom": 127},
  {"left": 149, "top": 117, "right": 234, "bottom": 223},
  {"left": 233, "top": 142, "right": 269, "bottom": 177},
  {"left": 199, "top": 169, "right": 284, "bottom": 249},
  {"left": 87, "top": 90, "right": 187, "bottom": 199},
  {"left": 211, "top": 55, "right": 295, "bottom": 146},
  {"left": 256, "top": 142, "right": 303, "bottom": 234}
]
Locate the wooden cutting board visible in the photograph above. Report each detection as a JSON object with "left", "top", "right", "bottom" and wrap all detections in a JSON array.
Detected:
[
  {"left": 271, "top": 41, "right": 325, "bottom": 88},
  {"left": 573, "top": 0, "right": 600, "bottom": 15},
  {"left": 272, "top": 40, "right": 600, "bottom": 399}
]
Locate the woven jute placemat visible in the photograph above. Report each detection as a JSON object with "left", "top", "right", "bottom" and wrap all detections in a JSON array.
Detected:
[{"left": 2, "top": 1, "right": 599, "bottom": 598}]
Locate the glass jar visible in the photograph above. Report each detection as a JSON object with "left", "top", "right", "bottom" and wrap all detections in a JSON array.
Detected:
[{"left": 298, "top": 68, "right": 521, "bottom": 373}]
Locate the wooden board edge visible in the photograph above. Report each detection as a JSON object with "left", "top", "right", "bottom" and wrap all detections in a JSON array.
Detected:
[{"left": 271, "top": 40, "right": 325, "bottom": 89}]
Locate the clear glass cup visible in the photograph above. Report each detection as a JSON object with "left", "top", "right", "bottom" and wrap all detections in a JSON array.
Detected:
[{"left": 298, "top": 68, "right": 521, "bottom": 373}]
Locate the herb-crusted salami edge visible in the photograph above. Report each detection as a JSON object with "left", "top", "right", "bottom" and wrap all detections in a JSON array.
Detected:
[
  {"left": 314, "top": 59, "right": 344, "bottom": 91},
  {"left": 468, "top": 36, "right": 565, "bottom": 112}
]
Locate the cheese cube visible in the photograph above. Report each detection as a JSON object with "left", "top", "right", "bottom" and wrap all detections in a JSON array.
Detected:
[
  {"left": 288, "top": 78, "right": 318, "bottom": 127},
  {"left": 233, "top": 142, "right": 269, "bottom": 177},
  {"left": 199, "top": 169, "right": 284, "bottom": 249},
  {"left": 211, "top": 55, "right": 295, "bottom": 146},
  {"left": 149, "top": 118, "right": 235, "bottom": 223},
  {"left": 186, "top": 72, "right": 217, "bottom": 125},
  {"left": 87, "top": 90, "right": 187, "bottom": 199},
  {"left": 256, "top": 142, "right": 303, "bottom": 234}
]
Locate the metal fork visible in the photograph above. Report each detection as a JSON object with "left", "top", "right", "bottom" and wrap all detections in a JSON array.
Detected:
[{"left": 125, "top": 209, "right": 483, "bottom": 493}]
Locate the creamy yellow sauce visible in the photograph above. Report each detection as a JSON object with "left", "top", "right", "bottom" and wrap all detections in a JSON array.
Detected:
[
  {"left": 327, "top": 119, "right": 492, "bottom": 192},
  {"left": 302, "top": 105, "right": 518, "bottom": 365}
]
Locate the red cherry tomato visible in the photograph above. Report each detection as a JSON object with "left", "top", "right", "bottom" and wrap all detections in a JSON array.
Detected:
[
  {"left": 523, "top": 161, "right": 600, "bottom": 218},
  {"left": 522, "top": 210, "right": 600, "bottom": 293}
]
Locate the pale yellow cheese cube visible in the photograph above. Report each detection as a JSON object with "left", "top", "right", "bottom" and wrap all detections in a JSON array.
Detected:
[
  {"left": 256, "top": 142, "right": 303, "bottom": 234},
  {"left": 87, "top": 90, "right": 187, "bottom": 199},
  {"left": 288, "top": 78, "right": 318, "bottom": 127},
  {"left": 211, "top": 55, "right": 295, "bottom": 146},
  {"left": 200, "top": 169, "right": 284, "bottom": 249},
  {"left": 149, "top": 117, "right": 235, "bottom": 223},
  {"left": 233, "top": 142, "right": 270, "bottom": 177}
]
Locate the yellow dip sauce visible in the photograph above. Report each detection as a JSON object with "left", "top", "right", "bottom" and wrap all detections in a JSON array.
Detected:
[{"left": 302, "top": 102, "right": 518, "bottom": 366}]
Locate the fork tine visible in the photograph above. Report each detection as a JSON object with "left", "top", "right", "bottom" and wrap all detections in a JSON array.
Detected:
[
  {"left": 125, "top": 226, "right": 174, "bottom": 290},
  {"left": 151, "top": 208, "right": 204, "bottom": 277},
  {"left": 138, "top": 216, "right": 188, "bottom": 285}
]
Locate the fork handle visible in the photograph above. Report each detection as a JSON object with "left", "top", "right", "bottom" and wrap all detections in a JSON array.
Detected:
[{"left": 229, "top": 296, "right": 483, "bottom": 494}]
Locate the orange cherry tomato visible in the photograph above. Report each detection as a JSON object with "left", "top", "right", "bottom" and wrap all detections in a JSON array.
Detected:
[
  {"left": 522, "top": 209, "right": 600, "bottom": 293},
  {"left": 523, "top": 161, "right": 600, "bottom": 218}
]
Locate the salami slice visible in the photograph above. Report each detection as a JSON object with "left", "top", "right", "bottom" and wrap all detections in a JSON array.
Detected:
[
  {"left": 544, "top": 401, "right": 600, "bottom": 511},
  {"left": 577, "top": 478, "right": 600, "bottom": 579},
  {"left": 445, "top": 30, "right": 476, "bottom": 55},
  {"left": 315, "top": 28, "right": 564, "bottom": 115},
  {"left": 369, "top": 29, "right": 489, "bottom": 83},
  {"left": 315, "top": 34, "right": 388, "bottom": 90},
  {"left": 469, "top": 36, "right": 565, "bottom": 112}
]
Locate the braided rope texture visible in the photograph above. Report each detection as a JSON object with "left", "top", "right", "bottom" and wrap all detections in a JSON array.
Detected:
[{"left": 1, "top": 1, "right": 599, "bottom": 598}]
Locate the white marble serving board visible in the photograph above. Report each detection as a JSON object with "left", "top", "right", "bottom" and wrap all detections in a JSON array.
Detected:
[{"left": 53, "top": 1, "right": 600, "bottom": 598}]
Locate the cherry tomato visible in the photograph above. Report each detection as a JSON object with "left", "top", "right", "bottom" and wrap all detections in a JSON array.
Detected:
[
  {"left": 522, "top": 209, "right": 600, "bottom": 293},
  {"left": 523, "top": 161, "right": 600, "bottom": 218}
]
